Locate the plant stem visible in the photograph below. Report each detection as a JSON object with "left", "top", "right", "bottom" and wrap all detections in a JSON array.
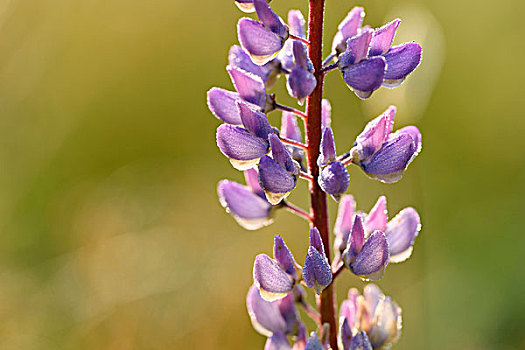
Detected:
[
  {"left": 279, "top": 136, "right": 308, "bottom": 150},
  {"left": 282, "top": 201, "right": 313, "bottom": 222},
  {"left": 289, "top": 34, "right": 310, "bottom": 45},
  {"left": 275, "top": 102, "right": 308, "bottom": 119},
  {"left": 305, "top": 0, "right": 338, "bottom": 348}
]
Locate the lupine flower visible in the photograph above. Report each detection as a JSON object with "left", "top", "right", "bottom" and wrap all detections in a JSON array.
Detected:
[
  {"left": 228, "top": 65, "right": 274, "bottom": 110},
  {"left": 229, "top": 45, "right": 281, "bottom": 88},
  {"left": 342, "top": 215, "right": 389, "bottom": 281},
  {"left": 304, "top": 332, "right": 324, "bottom": 350},
  {"left": 317, "top": 127, "right": 350, "bottom": 200},
  {"left": 238, "top": 0, "right": 288, "bottom": 65},
  {"left": 217, "top": 169, "right": 274, "bottom": 229},
  {"left": 216, "top": 100, "right": 275, "bottom": 170},
  {"left": 253, "top": 235, "right": 299, "bottom": 301},
  {"left": 281, "top": 111, "right": 305, "bottom": 169},
  {"left": 258, "top": 134, "right": 301, "bottom": 204},
  {"left": 235, "top": 0, "right": 271, "bottom": 13},
  {"left": 303, "top": 228, "right": 332, "bottom": 294},
  {"left": 286, "top": 41, "right": 317, "bottom": 104},
  {"left": 331, "top": 7, "right": 366, "bottom": 55},
  {"left": 322, "top": 99, "right": 332, "bottom": 128},
  {"left": 350, "top": 106, "right": 421, "bottom": 183},
  {"left": 280, "top": 10, "right": 307, "bottom": 72},
  {"left": 334, "top": 194, "right": 356, "bottom": 261},
  {"left": 246, "top": 285, "right": 300, "bottom": 337},
  {"left": 348, "top": 331, "right": 373, "bottom": 350},
  {"left": 265, "top": 331, "right": 293, "bottom": 350}
]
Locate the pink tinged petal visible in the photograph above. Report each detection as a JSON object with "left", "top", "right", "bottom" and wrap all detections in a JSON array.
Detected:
[
  {"left": 339, "top": 28, "right": 373, "bottom": 66},
  {"left": 254, "top": 254, "right": 294, "bottom": 301},
  {"left": 237, "top": 100, "right": 274, "bottom": 139},
  {"left": 303, "top": 246, "right": 332, "bottom": 294},
  {"left": 340, "top": 56, "right": 386, "bottom": 98},
  {"left": 347, "top": 215, "right": 365, "bottom": 264},
  {"left": 397, "top": 125, "right": 422, "bottom": 163},
  {"left": 334, "top": 195, "right": 356, "bottom": 253},
  {"left": 309, "top": 227, "right": 325, "bottom": 256},
  {"left": 216, "top": 124, "right": 269, "bottom": 169},
  {"left": 365, "top": 196, "right": 388, "bottom": 234},
  {"left": 258, "top": 155, "right": 296, "bottom": 204},
  {"left": 305, "top": 332, "right": 324, "bottom": 350},
  {"left": 350, "top": 230, "right": 389, "bottom": 281},
  {"left": 383, "top": 42, "right": 422, "bottom": 87},
  {"left": 244, "top": 168, "right": 265, "bottom": 197},
  {"left": 287, "top": 66, "right": 317, "bottom": 104},
  {"left": 367, "top": 297, "right": 402, "bottom": 349},
  {"left": 229, "top": 45, "right": 271, "bottom": 81},
  {"left": 246, "top": 285, "right": 288, "bottom": 336},
  {"left": 317, "top": 127, "right": 336, "bottom": 167},
  {"left": 363, "top": 283, "right": 384, "bottom": 316},
  {"left": 353, "top": 106, "right": 396, "bottom": 162},
  {"left": 228, "top": 65, "right": 267, "bottom": 107},
  {"left": 277, "top": 293, "right": 301, "bottom": 334},
  {"left": 238, "top": 18, "right": 285, "bottom": 65},
  {"left": 269, "top": 134, "right": 299, "bottom": 175},
  {"left": 386, "top": 207, "right": 421, "bottom": 263},
  {"left": 292, "top": 41, "right": 310, "bottom": 70},
  {"left": 207, "top": 88, "right": 243, "bottom": 125},
  {"left": 340, "top": 288, "right": 360, "bottom": 327},
  {"left": 332, "top": 7, "right": 366, "bottom": 53},
  {"left": 274, "top": 235, "right": 298, "bottom": 280},
  {"left": 349, "top": 331, "right": 373, "bottom": 350},
  {"left": 318, "top": 161, "right": 350, "bottom": 200},
  {"left": 265, "top": 331, "right": 293, "bottom": 350},
  {"left": 293, "top": 323, "right": 308, "bottom": 350},
  {"left": 369, "top": 19, "right": 401, "bottom": 56},
  {"left": 281, "top": 111, "right": 302, "bottom": 142},
  {"left": 217, "top": 180, "right": 272, "bottom": 230},
  {"left": 360, "top": 133, "right": 416, "bottom": 183},
  {"left": 254, "top": 0, "right": 288, "bottom": 38},
  {"left": 321, "top": 99, "right": 332, "bottom": 128},
  {"left": 288, "top": 10, "right": 306, "bottom": 38},
  {"left": 340, "top": 318, "right": 353, "bottom": 350}
]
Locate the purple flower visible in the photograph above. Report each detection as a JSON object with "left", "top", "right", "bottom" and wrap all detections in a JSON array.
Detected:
[
  {"left": 258, "top": 134, "right": 300, "bottom": 204},
  {"left": 342, "top": 215, "right": 389, "bottom": 281},
  {"left": 238, "top": 0, "right": 288, "bottom": 65},
  {"left": 235, "top": 0, "right": 271, "bottom": 14},
  {"left": 348, "top": 331, "right": 373, "bottom": 350},
  {"left": 217, "top": 169, "right": 274, "bottom": 230},
  {"left": 322, "top": 99, "right": 332, "bottom": 128},
  {"left": 228, "top": 65, "right": 274, "bottom": 110},
  {"left": 350, "top": 106, "right": 422, "bottom": 183},
  {"left": 303, "top": 228, "right": 332, "bottom": 294},
  {"left": 317, "top": 127, "right": 350, "bottom": 200},
  {"left": 304, "top": 332, "right": 324, "bottom": 350},
  {"left": 265, "top": 331, "right": 293, "bottom": 350},
  {"left": 286, "top": 41, "right": 317, "bottom": 105},
  {"left": 281, "top": 111, "right": 305, "bottom": 168},
  {"left": 279, "top": 10, "right": 306, "bottom": 72},
  {"left": 229, "top": 45, "right": 281, "bottom": 88},
  {"left": 333, "top": 194, "right": 356, "bottom": 259},
  {"left": 330, "top": 7, "right": 366, "bottom": 55}
]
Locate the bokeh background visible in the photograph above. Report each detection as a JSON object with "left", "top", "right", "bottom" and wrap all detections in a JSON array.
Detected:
[{"left": 0, "top": 0, "right": 523, "bottom": 348}]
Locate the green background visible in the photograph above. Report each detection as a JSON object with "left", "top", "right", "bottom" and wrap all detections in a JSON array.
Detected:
[{"left": 0, "top": 0, "right": 523, "bottom": 348}]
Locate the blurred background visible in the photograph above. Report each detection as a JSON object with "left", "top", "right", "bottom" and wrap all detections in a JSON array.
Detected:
[{"left": 0, "top": 0, "right": 523, "bottom": 348}]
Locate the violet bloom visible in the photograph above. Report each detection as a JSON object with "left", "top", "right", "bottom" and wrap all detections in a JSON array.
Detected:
[
  {"left": 350, "top": 106, "right": 422, "bottom": 183},
  {"left": 258, "top": 134, "right": 301, "bottom": 204},
  {"left": 217, "top": 169, "right": 274, "bottom": 230},
  {"left": 303, "top": 228, "right": 332, "bottom": 294},
  {"left": 229, "top": 45, "right": 281, "bottom": 88},
  {"left": 238, "top": 0, "right": 288, "bottom": 65},
  {"left": 228, "top": 65, "right": 274, "bottom": 111},
  {"left": 279, "top": 10, "right": 307, "bottom": 72},
  {"left": 253, "top": 235, "right": 299, "bottom": 301},
  {"left": 333, "top": 194, "right": 356, "bottom": 260},
  {"left": 304, "top": 332, "right": 324, "bottom": 350},
  {"left": 342, "top": 215, "right": 389, "bottom": 281},
  {"left": 330, "top": 7, "right": 366, "bottom": 56},
  {"left": 286, "top": 41, "right": 317, "bottom": 105},
  {"left": 216, "top": 100, "right": 276, "bottom": 170},
  {"left": 322, "top": 99, "right": 332, "bottom": 128},
  {"left": 317, "top": 127, "right": 350, "bottom": 200},
  {"left": 281, "top": 111, "right": 305, "bottom": 169}
]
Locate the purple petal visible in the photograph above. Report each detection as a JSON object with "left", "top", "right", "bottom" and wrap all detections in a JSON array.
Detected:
[
  {"left": 229, "top": 45, "right": 270, "bottom": 81},
  {"left": 351, "top": 230, "right": 389, "bottom": 280},
  {"left": 334, "top": 195, "right": 356, "bottom": 254},
  {"left": 305, "top": 332, "right": 324, "bottom": 350},
  {"left": 309, "top": 227, "right": 325, "bottom": 256},
  {"left": 293, "top": 323, "right": 307, "bottom": 350},
  {"left": 397, "top": 125, "right": 422, "bottom": 156},
  {"left": 332, "top": 7, "right": 365, "bottom": 53},
  {"left": 235, "top": 0, "right": 271, "bottom": 13},
  {"left": 258, "top": 155, "right": 297, "bottom": 204},
  {"left": 281, "top": 111, "right": 302, "bottom": 142},
  {"left": 321, "top": 99, "right": 331, "bottom": 128},
  {"left": 386, "top": 207, "right": 421, "bottom": 263},
  {"left": 303, "top": 246, "right": 332, "bottom": 294},
  {"left": 246, "top": 285, "right": 288, "bottom": 336},
  {"left": 254, "top": 0, "right": 288, "bottom": 38},
  {"left": 207, "top": 88, "right": 243, "bottom": 125},
  {"left": 341, "top": 56, "right": 386, "bottom": 98},
  {"left": 265, "top": 331, "right": 293, "bottom": 350},
  {"left": 217, "top": 180, "right": 272, "bottom": 229},
  {"left": 364, "top": 196, "right": 388, "bottom": 234},
  {"left": 368, "top": 19, "right": 401, "bottom": 56},
  {"left": 287, "top": 66, "right": 317, "bottom": 104},
  {"left": 318, "top": 161, "right": 350, "bottom": 199},
  {"left": 360, "top": 133, "right": 416, "bottom": 183},
  {"left": 238, "top": 100, "right": 274, "bottom": 139},
  {"left": 340, "top": 317, "right": 353, "bottom": 350},
  {"left": 287, "top": 10, "right": 306, "bottom": 38},
  {"left": 244, "top": 168, "right": 265, "bottom": 197},
  {"left": 340, "top": 288, "right": 360, "bottom": 325},
  {"left": 347, "top": 215, "right": 365, "bottom": 263},
  {"left": 228, "top": 65, "right": 267, "bottom": 107},
  {"left": 254, "top": 254, "right": 294, "bottom": 301},
  {"left": 349, "top": 331, "right": 373, "bottom": 350},
  {"left": 269, "top": 134, "right": 299, "bottom": 175},
  {"left": 274, "top": 235, "right": 298, "bottom": 279},
  {"left": 238, "top": 18, "right": 285, "bottom": 65},
  {"left": 216, "top": 124, "right": 269, "bottom": 169},
  {"left": 318, "top": 127, "right": 337, "bottom": 167},
  {"left": 277, "top": 293, "right": 300, "bottom": 334},
  {"left": 339, "top": 28, "right": 373, "bottom": 66},
  {"left": 352, "top": 106, "right": 396, "bottom": 162},
  {"left": 292, "top": 41, "right": 310, "bottom": 70},
  {"left": 383, "top": 42, "right": 422, "bottom": 86}
]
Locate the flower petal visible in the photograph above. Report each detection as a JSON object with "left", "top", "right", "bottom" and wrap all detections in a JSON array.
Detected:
[
  {"left": 318, "top": 161, "right": 350, "bottom": 199},
  {"left": 347, "top": 215, "right": 365, "bottom": 263},
  {"left": 229, "top": 45, "right": 271, "bottom": 81},
  {"left": 228, "top": 65, "right": 267, "bottom": 107},
  {"left": 341, "top": 56, "right": 386, "bottom": 98},
  {"left": 238, "top": 100, "right": 274, "bottom": 139},
  {"left": 348, "top": 331, "right": 373, "bottom": 350},
  {"left": 368, "top": 19, "right": 401, "bottom": 56},
  {"left": 351, "top": 231, "right": 389, "bottom": 280},
  {"left": 274, "top": 235, "right": 298, "bottom": 279},
  {"left": 317, "top": 127, "right": 337, "bottom": 167},
  {"left": 269, "top": 134, "right": 299, "bottom": 175},
  {"left": 287, "top": 9, "right": 306, "bottom": 38},
  {"left": 207, "top": 88, "right": 243, "bottom": 125},
  {"left": 265, "top": 331, "right": 293, "bottom": 350},
  {"left": 303, "top": 246, "right": 332, "bottom": 294},
  {"left": 339, "top": 28, "right": 373, "bottom": 66},
  {"left": 340, "top": 317, "right": 353, "bottom": 350},
  {"left": 287, "top": 66, "right": 317, "bottom": 104},
  {"left": 397, "top": 125, "right": 422, "bottom": 157},
  {"left": 216, "top": 124, "right": 269, "bottom": 169},
  {"left": 258, "top": 155, "right": 297, "bottom": 204},
  {"left": 246, "top": 285, "right": 288, "bottom": 336},
  {"left": 385, "top": 207, "right": 421, "bottom": 263},
  {"left": 334, "top": 195, "right": 356, "bottom": 254},
  {"left": 254, "top": 254, "right": 294, "bottom": 301},
  {"left": 238, "top": 18, "right": 285, "bottom": 65},
  {"left": 254, "top": 0, "right": 288, "bottom": 38},
  {"left": 321, "top": 99, "right": 332, "bottom": 128},
  {"left": 364, "top": 195, "right": 388, "bottom": 234},
  {"left": 217, "top": 180, "right": 272, "bottom": 229},
  {"left": 352, "top": 106, "right": 396, "bottom": 162},
  {"left": 281, "top": 111, "right": 302, "bottom": 142},
  {"left": 332, "top": 7, "right": 365, "bottom": 53},
  {"left": 244, "top": 168, "right": 265, "bottom": 197},
  {"left": 304, "top": 332, "right": 324, "bottom": 350},
  {"left": 367, "top": 297, "right": 402, "bottom": 349},
  {"left": 383, "top": 42, "right": 422, "bottom": 86}
]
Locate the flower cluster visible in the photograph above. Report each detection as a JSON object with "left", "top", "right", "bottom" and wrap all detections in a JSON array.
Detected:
[{"left": 207, "top": 0, "right": 424, "bottom": 348}]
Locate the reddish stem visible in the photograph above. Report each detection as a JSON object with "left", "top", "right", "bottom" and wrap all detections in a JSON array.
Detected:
[
  {"left": 289, "top": 33, "right": 310, "bottom": 45},
  {"left": 305, "top": 0, "right": 338, "bottom": 348},
  {"left": 279, "top": 136, "right": 308, "bottom": 150}
]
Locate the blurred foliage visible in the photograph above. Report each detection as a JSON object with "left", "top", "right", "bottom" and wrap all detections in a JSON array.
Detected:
[{"left": 0, "top": 0, "right": 523, "bottom": 348}]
